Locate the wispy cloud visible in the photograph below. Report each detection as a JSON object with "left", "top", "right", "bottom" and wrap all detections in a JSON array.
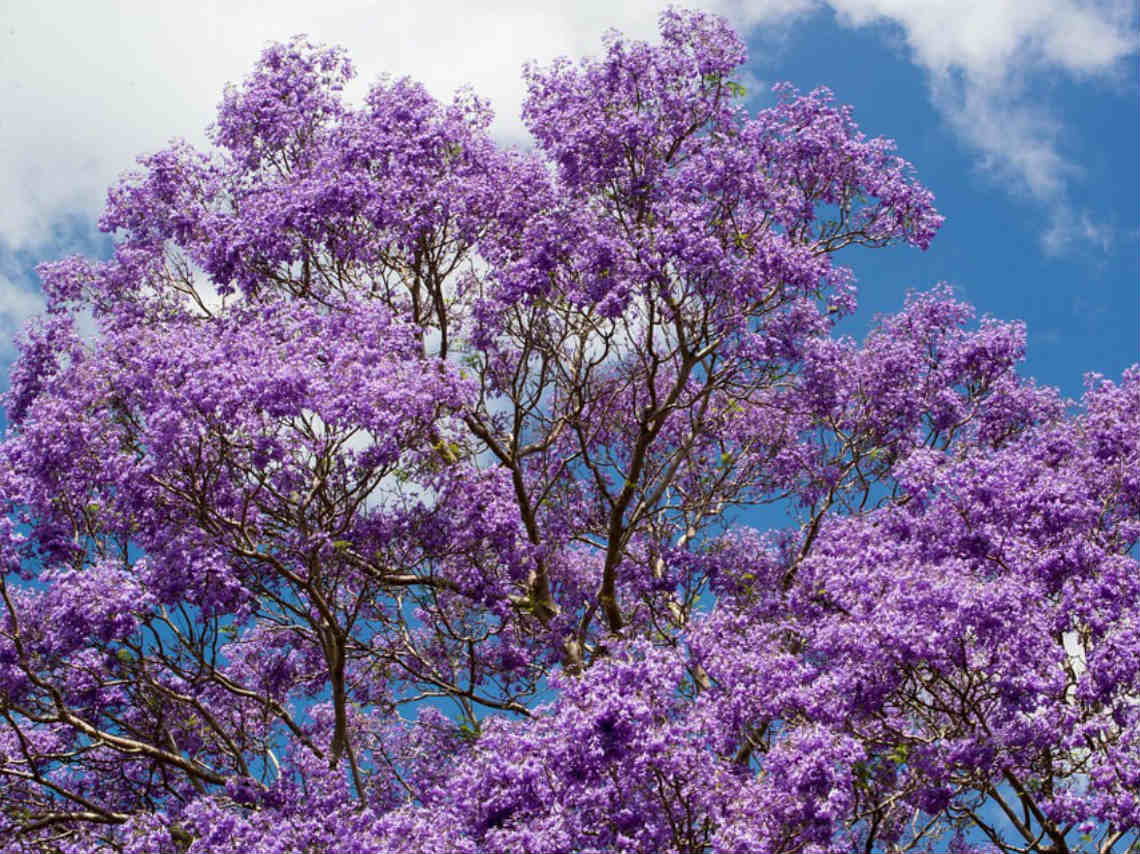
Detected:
[
  {"left": 1, "top": 0, "right": 809, "bottom": 254},
  {"left": 2, "top": 0, "right": 1133, "bottom": 261},
  {"left": 0, "top": 274, "right": 46, "bottom": 359},
  {"left": 827, "top": 0, "right": 1135, "bottom": 76},
  {"left": 824, "top": 0, "right": 1137, "bottom": 253},
  {"left": 1041, "top": 206, "right": 1116, "bottom": 256}
]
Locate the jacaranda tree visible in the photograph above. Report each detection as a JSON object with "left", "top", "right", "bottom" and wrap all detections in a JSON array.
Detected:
[{"left": 1, "top": 10, "right": 1136, "bottom": 853}]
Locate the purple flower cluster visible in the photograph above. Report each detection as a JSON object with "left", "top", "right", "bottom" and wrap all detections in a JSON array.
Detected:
[{"left": 0, "top": 9, "right": 1134, "bottom": 854}]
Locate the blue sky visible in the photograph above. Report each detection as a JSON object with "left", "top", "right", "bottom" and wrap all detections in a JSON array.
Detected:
[
  {"left": 0, "top": 6, "right": 1134, "bottom": 845},
  {"left": 753, "top": 4, "right": 1138, "bottom": 402},
  {"left": 1, "top": 0, "right": 1136, "bottom": 401}
]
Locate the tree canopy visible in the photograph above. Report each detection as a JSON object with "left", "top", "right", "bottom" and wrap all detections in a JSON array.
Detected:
[{"left": 1, "top": 10, "right": 1136, "bottom": 853}]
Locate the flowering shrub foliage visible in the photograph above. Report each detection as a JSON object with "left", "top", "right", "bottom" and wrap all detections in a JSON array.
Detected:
[{"left": 1, "top": 11, "right": 1136, "bottom": 854}]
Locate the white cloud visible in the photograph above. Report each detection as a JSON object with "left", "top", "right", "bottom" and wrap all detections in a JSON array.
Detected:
[
  {"left": 0, "top": 274, "right": 46, "bottom": 358},
  {"left": 1042, "top": 205, "right": 1115, "bottom": 256},
  {"left": 824, "top": 0, "right": 1137, "bottom": 252},
  {"left": 931, "top": 75, "right": 1072, "bottom": 201},
  {"left": 827, "top": 0, "right": 1135, "bottom": 79},
  {"left": 1, "top": 0, "right": 1133, "bottom": 261},
  {"left": 0, "top": 0, "right": 807, "bottom": 253}
]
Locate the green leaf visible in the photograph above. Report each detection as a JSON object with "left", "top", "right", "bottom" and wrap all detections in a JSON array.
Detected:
[
  {"left": 888, "top": 743, "right": 910, "bottom": 765},
  {"left": 433, "top": 440, "right": 462, "bottom": 465}
]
